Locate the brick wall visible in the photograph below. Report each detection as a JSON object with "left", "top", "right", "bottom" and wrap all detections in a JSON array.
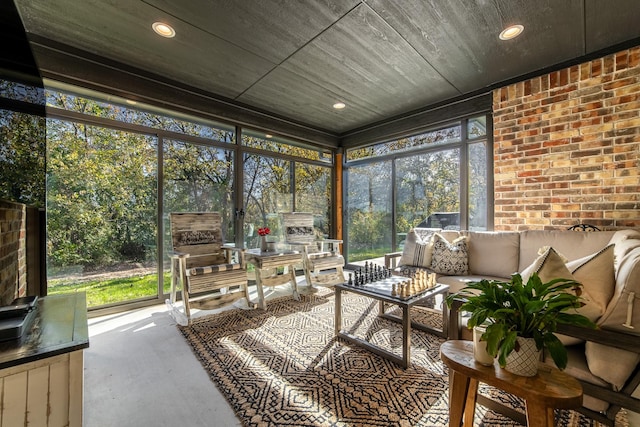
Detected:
[
  {"left": 493, "top": 46, "right": 640, "bottom": 231},
  {"left": 0, "top": 199, "right": 27, "bottom": 304}
]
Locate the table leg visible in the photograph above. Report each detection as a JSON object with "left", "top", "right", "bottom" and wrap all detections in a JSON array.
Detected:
[
  {"left": 449, "top": 370, "right": 471, "bottom": 427},
  {"left": 379, "top": 300, "right": 386, "bottom": 315},
  {"left": 255, "top": 267, "right": 267, "bottom": 310},
  {"left": 335, "top": 287, "right": 342, "bottom": 335},
  {"left": 441, "top": 291, "right": 449, "bottom": 338},
  {"left": 524, "top": 400, "right": 554, "bottom": 427},
  {"left": 464, "top": 378, "right": 478, "bottom": 426},
  {"left": 288, "top": 264, "right": 300, "bottom": 301},
  {"left": 402, "top": 305, "right": 411, "bottom": 368}
]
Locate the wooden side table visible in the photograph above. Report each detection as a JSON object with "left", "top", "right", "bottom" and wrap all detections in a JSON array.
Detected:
[
  {"left": 245, "top": 248, "right": 302, "bottom": 310},
  {"left": 440, "top": 340, "right": 582, "bottom": 427}
]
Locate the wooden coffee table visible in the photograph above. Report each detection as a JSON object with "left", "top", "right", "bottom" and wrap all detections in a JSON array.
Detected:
[
  {"left": 335, "top": 278, "right": 449, "bottom": 368},
  {"left": 440, "top": 340, "right": 583, "bottom": 427}
]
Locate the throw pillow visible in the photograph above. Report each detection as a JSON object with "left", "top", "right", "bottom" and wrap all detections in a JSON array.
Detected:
[
  {"left": 520, "top": 246, "right": 571, "bottom": 285},
  {"left": 430, "top": 234, "right": 469, "bottom": 275},
  {"left": 566, "top": 244, "right": 615, "bottom": 317},
  {"left": 399, "top": 229, "right": 437, "bottom": 268},
  {"left": 519, "top": 246, "right": 604, "bottom": 346}
]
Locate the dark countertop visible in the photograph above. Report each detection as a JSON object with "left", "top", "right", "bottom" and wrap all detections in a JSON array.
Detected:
[{"left": 0, "top": 293, "right": 89, "bottom": 370}]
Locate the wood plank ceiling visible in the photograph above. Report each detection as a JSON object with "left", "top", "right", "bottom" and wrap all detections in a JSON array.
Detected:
[{"left": 13, "top": 0, "right": 640, "bottom": 138}]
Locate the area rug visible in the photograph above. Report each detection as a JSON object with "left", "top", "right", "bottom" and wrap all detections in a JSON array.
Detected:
[{"left": 179, "top": 287, "right": 628, "bottom": 427}]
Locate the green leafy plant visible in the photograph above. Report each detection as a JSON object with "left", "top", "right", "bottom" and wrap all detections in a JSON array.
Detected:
[{"left": 446, "top": 273, "right": 596, "bottom": 370}]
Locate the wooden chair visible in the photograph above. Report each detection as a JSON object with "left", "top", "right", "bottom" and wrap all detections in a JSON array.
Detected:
[
  {"left": 167, "top": 212, "right": 250, "bottom": 325},
  {"left": 281, "top": 212, "right": 345, "bottom": 287}
]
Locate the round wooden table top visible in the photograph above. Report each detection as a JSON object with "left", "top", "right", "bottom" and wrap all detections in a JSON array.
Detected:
[{"left": 440, "top": 340, "right": 583, "bottom": 408}]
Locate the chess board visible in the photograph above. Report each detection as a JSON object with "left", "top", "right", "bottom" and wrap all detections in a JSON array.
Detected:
[{"left": 343, "top": 275, "right": 443, "bottom": 301}]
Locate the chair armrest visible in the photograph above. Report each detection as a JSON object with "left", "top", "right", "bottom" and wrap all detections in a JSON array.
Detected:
[
  {"left": 317, "top": 239, "right": 343, "bottom": 252},
  {"left": 170, "top": 251, "right": 189, "bottom": 259},
  {"left": 221, "top": 245, "right": 246, "bottom": 266},
  {"left": 384, "top": 252, "right": 402, "bottom": 269},
  {"left": 221, "top": 244, "right": 245, "bottom": 253}
]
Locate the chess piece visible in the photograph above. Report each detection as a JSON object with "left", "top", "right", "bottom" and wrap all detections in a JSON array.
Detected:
[
  {"left": 348, "top": 273, "right": 353, "bottom": 286},
  {"left": 391, "top": 283, "right": 397, "bottom": 296}
]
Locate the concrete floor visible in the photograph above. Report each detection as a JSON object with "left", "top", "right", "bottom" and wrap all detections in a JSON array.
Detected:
[{"left": 84, "top": 282, "right": 300, "bottom": 427}]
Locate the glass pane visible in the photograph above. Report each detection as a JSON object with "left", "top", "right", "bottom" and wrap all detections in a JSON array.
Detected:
[
  {"left": 469, "top": 141, "right": 488, "bottom": 230},
  {"left": 0, "top": 108, "right": 46, "bottom": 207},
  {"left": 346, "top": 124, "right": 461, "bottom": 161},
  {"left": 46, "top": 89, "right": 235, "bottom": 141},
  {"left": 295, "top": 163, "right": 332, "bottom": 238},
  {"left": 46, "top": 119, "right": 158, "bottom": 307},
  {"left": 243, "top": 153, "right": 292, "bottom": 248},
  {"left": 163, "top": 140, "right": 236, "bottom": 293},
  {"left": 242, "top": 129, "right": 332, "bottom": 162},
  {"left": 395, "top": 149, "right": 461, "bottom": 245},
  {"left": 346, "top": 161, "right": 392, "bottom": 263},
  {"left": 1, "top": 79, "right": 44, "bottom": 104},
  {"left": 468, "top": 116, "right": 487, "bottom": 139}
]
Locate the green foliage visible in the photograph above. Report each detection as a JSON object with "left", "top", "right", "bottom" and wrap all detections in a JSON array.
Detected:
[
  {"left": 446, "top": 273, "right": 596, "bottom": 370},
  {"left": 0, "top": 108, "right": 46, "bottom": 207}
]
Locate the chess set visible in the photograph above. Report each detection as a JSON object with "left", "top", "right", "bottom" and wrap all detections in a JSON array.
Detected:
[{"left": 346, "top": 262, "right": 439, "bottom": 300}]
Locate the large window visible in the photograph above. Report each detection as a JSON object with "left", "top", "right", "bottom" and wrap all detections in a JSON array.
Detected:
[
  {"left": 346, "top": 160, "right": 393, "bottom": 262},
  {"left": 345, "top": 115, "right": 491, "bottom": 263},
  {"left": 46, "top": 118, "right": 159, "bottom": 307},
  {"left": 40, "top": 84, "right": 335, "bottom": 310}
]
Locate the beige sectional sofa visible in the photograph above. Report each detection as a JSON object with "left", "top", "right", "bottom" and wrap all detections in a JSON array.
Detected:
[{"left": 385, "top": 227, "right": 640, "bottom": 425}]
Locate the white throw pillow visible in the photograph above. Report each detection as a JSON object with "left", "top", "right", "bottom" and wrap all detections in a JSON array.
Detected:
[
  {"left": 430, "top": 233, "right": 469, "bottom": 275},
  {"left": 399, "top": 229, "right": 437, "bottom": 268}
]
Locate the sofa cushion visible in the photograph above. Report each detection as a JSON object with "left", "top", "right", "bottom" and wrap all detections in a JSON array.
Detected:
[
  {"left": 518, "top": 230, "right": 615, "bottom": 271},
  {"left": 398, "top": 228, "right": 438, "bottom": 267},
  {"left": 430, "top": 234, "right": 469, "bottom": 275},
  {"left": 586, "top": 342, "right": 640, "bottom": 392},
  {"left": 466, "top": 231, "right": 520, "bottom": 278},
  {"left": 437, "top": 274, "right": 508, "bottom": 294},
  {"left": 542, "top": 344, "right": 611, "bottom": 413}
]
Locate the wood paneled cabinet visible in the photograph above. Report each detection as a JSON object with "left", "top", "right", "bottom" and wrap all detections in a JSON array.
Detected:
[{"left": 0, "top": 294, "right": 89, "bottom": 426}]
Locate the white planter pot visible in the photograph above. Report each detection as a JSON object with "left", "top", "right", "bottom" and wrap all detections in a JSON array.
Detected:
[
  {"left": 504, "top": 337, "right": 541, "bottom": 377},
  {"left": 472, "top": 326, "right": 494, "bottom": 366}
]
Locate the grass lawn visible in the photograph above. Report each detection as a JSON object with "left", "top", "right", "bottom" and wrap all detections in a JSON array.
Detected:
[{"left": 48, "top": 272, "right": 171, "bottom": 308}]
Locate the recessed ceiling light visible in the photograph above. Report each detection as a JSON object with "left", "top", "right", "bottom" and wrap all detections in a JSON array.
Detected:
[
  {"left": 125, "top": 99, "right": 137, "bottom": 105},
  {"left": 333, "top": 102, "right": 346, "bottom": 110},
  {"left": 152, "top": 22, "right": 176, "bottom": 38},
  {"left": 499, "top": 24, "right": 524, "bottom": 40},
  {"left": 265, "top": 134, "right": 273, "bottom": 138}
]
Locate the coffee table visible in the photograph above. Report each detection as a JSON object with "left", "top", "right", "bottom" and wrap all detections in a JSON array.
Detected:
[
  {"left": 335, "top": 277, "right": 449, "bottom": 368},
  {"left": 245, "top": 248, "right": 303, "bottom": 310}
]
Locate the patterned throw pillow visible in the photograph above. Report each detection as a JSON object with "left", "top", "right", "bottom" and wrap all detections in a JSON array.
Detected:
[
  {"left": 430, "top": 233, "right": 469, "bottom": 275},
  {"left": 399, "top": 229, "right": 438, "bottom": 268}
]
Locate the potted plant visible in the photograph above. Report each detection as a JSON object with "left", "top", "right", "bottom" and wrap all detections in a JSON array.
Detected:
[{"left": 446, "top": 272, "right": 596, "bottom": 376}]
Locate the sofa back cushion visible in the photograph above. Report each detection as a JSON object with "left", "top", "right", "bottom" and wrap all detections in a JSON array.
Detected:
[
  {"left": 518, "top": 230, "right": 615, "bottom": 271},
  {"left": 466, "top": 231, "right": 520, "bottom": 278}
]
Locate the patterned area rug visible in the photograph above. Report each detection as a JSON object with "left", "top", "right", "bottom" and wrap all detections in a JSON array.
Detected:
[{"left": 179, "top": 287, "right": 627, "bottom": 427}]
